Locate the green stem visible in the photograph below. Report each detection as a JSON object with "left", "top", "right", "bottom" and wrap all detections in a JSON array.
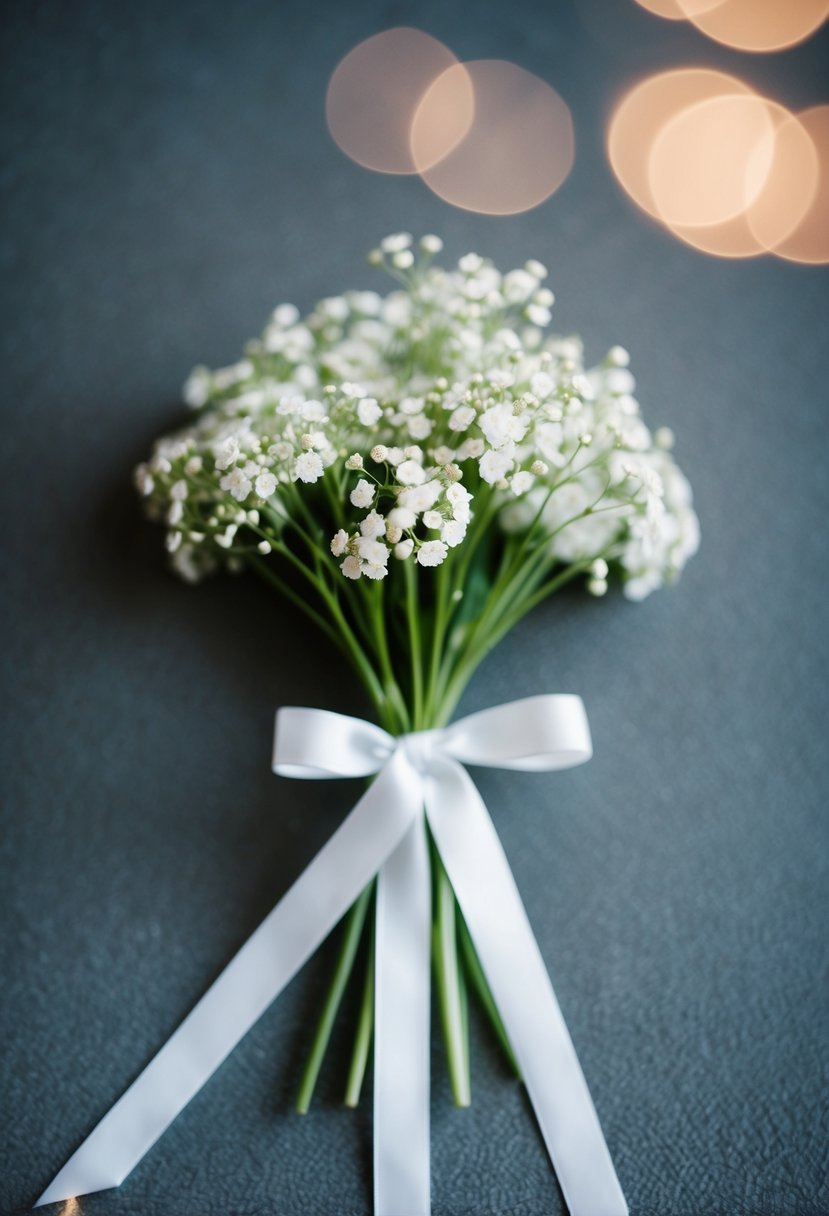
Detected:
[
  {"left": 295, "top": 882, "right": 373, "bottom": 1114},
  {"left": 344, "top": 921, "right": 375, "bottom": 1107},
  {"left": 432, "top": 848, "right": 471, "bottom": 1107},
  {"left": 404, "top": 561, "right": 425, "bottom": 728},
  {"left": 458, "top": 917, "right": 521, "bottom": 1079}
]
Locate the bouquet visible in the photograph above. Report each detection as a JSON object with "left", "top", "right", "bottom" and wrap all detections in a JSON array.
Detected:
[{"left": 38, "top": 235, "right": 698, "bottom": 1216}]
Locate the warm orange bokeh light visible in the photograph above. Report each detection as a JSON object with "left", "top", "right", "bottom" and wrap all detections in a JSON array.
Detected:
[
  {"left": 676, "top": 0, "right": 829, "bottom": 52},
  {"left": 411, "top": 60, "right": 574, "bottom": 215},
  {"left": 633, "top": 0, "right": 725, "bottom": 20},
  {"left": 325, "top": 28, "right": 469, "bottom": 174},
  {"left": 608, "top": 69, "right": 753, "bottom": 220},
  {"left": 647, "top": 93, "right": 777, "bottom": 228},
  {"left": 608, "top": 69, "right": 824, "bottom": 260},
  {"left": 766, "top": 106, "right": 829, "bottom": 264}
]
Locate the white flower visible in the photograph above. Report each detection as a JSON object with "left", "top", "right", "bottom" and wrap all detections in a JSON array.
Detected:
[
  {"left": 330, "top": 529, "right": 349, "bottom": 556},
  {"left": 479, "top": 448, "right": 515, "bottom": 485},
  {"left": 458, "top": 253, "right": 483, "bottom": 274},
  {"left": 417, "top": 540, "right": 448, "bottom": 567},
  {"left": 511, "top": 471, "right": 534, "bottom": 495},
  {"left": 185, "top": 455, "right": 203, "bottom": 475},
  {"left": 170, "top": 479, "right": 188, "bottom": 502},
  {"left": 408, "top": 415, "right": 433, "bottom": 440},
  {"left": 392, "top": 249, "right": 414, "bottom": 270},
  {"left": 387, "top": 506, "right": 416, "bottom": 530},
  {"left": 345, "top": 453, "right": 364, "bottom": 470},
  {"left": 448, "top": 405, "right": 476, "bottom": 432},
  {"left": 420, "top": 235, "right": 443, "bottom": 253},
  {"left": 358, "top": 397, "right": 382, "bottom": 425},
  {"left": 183, "top": 366, "right": 211, "bottom": 409},
  {"left": 422, "top": 510, "right": 443, "bottom": 529},
  {"left": 371, "top": 444, "right": 389, "bottom": 462},
  {"left": 341, "top": 554, "right": 362, "bottom": 579},
  {"left": 220, "top": 468, "right": 252, "bottom": 502},
  {"left": 214, "top": 437, "right": 240, "bottom": 470},
  {"left": 134, "top": 465, "right": 154, "bottom": 496},
  {"left": 166, "top": 530, "right": 183, "bottom": 553},
  {"left": 215, "top": 523, "right": 238, "bottom": 549},
  {"left": 503, "top": 269, "right": 538, "bottom": 302},
  {"left": 441, "top": 519, "right": 467, "bottom": 547},
  {"left": 399, "top": 480, "right": 441, "bottom": 513},
  {"left": 167, "top": 501, "right": 184, "bottom": 525},
  {"left": 381, "top": 232, "right": 413, "bottom": 253},
  {"left": 396, "top": 459, "right": 426, "bottom": 486},
  {"left": 272, "top": 303, "right": 300, "bottom": 327},
  {"left": 530, "top": 372, "right": 555, "bottom": 399},
  {"left": 255, "top": 471, "right": 277, "bottom": 498},
  {"left": 350, "top": 478, "right": 375, "bottom": 508},
  {"left": 394, "top": 538, "right": 414, "bottom": 559},
  {"left": 526, "top": 304, "right": 551, "bottom": 327},
  {"left": 480, "top": 403, "right": 528, "bottom": 449},
  {"left": 257, "top": 540, "right": 272, "bottom": 555},
  {"left": 294, "top": 452, "right": 324, "bottom": 483},
  {"left": 360, "top": 511, "right": 386, "bottom": 539}
]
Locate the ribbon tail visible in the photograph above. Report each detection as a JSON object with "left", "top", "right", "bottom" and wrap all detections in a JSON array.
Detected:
[
  {"left": 36, "top": 750, "right": 422, "bottom": 1208},
  {"left": 425, "top": 757, "right": 628, "bottom": 1216},
  {"left": 374, "top": 814, "right": 431, "bottom": 1216}
]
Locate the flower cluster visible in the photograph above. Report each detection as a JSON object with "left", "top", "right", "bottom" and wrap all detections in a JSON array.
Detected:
[{"left": 136, "top": 234, "right": 698, "bottom": 600}]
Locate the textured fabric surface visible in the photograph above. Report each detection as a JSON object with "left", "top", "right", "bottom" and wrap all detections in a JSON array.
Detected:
[{"left": 1, "top": 2, "right": 827, "bottom": 1214}]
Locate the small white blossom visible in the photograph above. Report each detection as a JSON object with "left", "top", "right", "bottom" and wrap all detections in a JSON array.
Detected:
[
  {"left": 511, "top": 471, "right": 534, "bottom": 495},
  {"left": 341, "top": 554, "right": 362, "bottom": 579},
  {"left": 183, "top": 366, "right": 211, "bottom": 409},
  {"left": 134, "top": 465, "right": 154, "bottom": 496},
  {"left": 220, "top": 468, "right": 252, "bottom": 502},
  {"left": 371, "top": 444, "right": 389, "bottom": 462},
  {"left": 330, "top": 529, "right": 349, "bottom": 556},
  {"left": 441, "top": 519, "right": 467, "bottom": 547},
  {"left": 345, "top": 453, "right": 364, "bottom": 470},
  {"left": 479, "top": 448, "right": 515, "bottom": 485},
  {"left": 350, "top": 479, "right": 375, "bottom": 508},
  {"left": 394, "top": 538, "right": 414, "bottom": 559},
  {"left": 381, "top": 232, "right": 413, "bottom": 253},
  {"left": 358, "top": 397, "right": 382, "bottom": 426},
  {"left": 214, "top": 437, "right": 240, "bottom": 471},
  {"left": 255, "top": 471, "right": 277, "bottom": 498},
  {"left": 399, "top": 480, "right": 441, "bottom": 513},
  {"left": 273, "top": 303, "right": 300, "bottom": 327},
  {"left": 257, "top": 540, "right": 272, "bottom": 555},
  {"left": 294, "top": 452, "right": 324, "bottom": 483},
  {"left": 396, "top": 460, "right": 426, "bottom": 486},
  {"left": 360, "top": 511, "right": 386, "bottom": 539},
  {"left": 420, "top": 235, "right": 443, "bottom": 253},
  {"left": 417, "top": 540, "right": 448, "bottom": 567}
]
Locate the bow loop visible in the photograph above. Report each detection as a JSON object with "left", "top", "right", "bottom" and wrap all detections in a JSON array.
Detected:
[
  {"left": 273, "top": 706, "right": 393, "bottom": 779},
  {"left": 442, "top": 694, "right": 593, "bottom": 771}
]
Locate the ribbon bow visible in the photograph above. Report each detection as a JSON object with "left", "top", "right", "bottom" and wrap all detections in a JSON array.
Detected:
[{"left": 37, "top": 695, "right": 627, "bottom": 1216}]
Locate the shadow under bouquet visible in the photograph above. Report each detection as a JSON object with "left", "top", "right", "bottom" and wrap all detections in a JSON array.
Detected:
[{"left": 39, "top": 235, "right": 699, "bottom": 1216}]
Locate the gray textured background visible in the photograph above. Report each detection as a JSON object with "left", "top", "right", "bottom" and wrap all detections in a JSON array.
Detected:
[{"left": 1, "top": 1, "right": 828, "bottom": 1214}]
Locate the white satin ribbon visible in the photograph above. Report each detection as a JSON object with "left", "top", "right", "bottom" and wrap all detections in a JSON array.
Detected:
[{"left": 37, "top": 695, "right": 628, "bottom": 1216}]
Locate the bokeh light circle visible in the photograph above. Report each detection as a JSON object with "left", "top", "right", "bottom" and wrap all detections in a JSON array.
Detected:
[
  {"left": 326, "top": 28, "right": 471, "bottom": 174},
  {"left": 410, "top": 60, "right": 575, "bottom": 215},
  {"left": 633, "top": 0, "right": 726, "bottom": 20},
  {"left": 608, "top": 69, "right": 754, "bottom": 220},
  {"left": 766, "top": 106, "right": 829, "bottom": 264},
  {"left": 647, "top": 93, "right": 777, "bottom": 228},
  {"left": 676, "top": 0, "right": 829, "bottom": 52}
]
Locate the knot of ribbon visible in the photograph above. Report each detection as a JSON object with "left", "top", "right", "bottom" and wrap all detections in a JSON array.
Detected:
[{"left": 38, "top": 695, "right": 627, "bottom": 1216}]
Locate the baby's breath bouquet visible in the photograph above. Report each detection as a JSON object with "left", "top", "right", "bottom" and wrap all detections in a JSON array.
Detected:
[
  {"left": 134, "top": 233, "right": 698, "bottom": 1120},
  {"left": 39, "top": 235, "right": 699, "bottom": 1215}
]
